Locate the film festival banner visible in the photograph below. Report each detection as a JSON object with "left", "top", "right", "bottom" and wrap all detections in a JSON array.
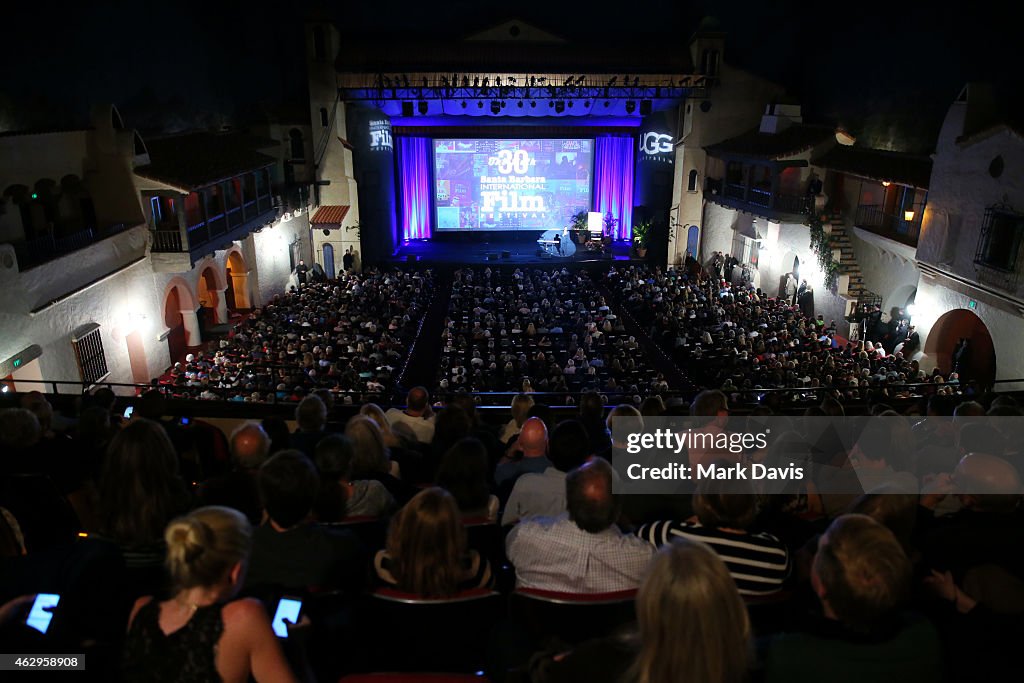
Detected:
[{"left": 611, "top": 417, "right": 1024, "bottom": 504}]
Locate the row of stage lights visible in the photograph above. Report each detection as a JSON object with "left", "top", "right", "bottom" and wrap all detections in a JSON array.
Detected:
[
  {"left": 404, "top": 99, "right": 652, "bottom": 115},
  {"left": 371, "top": 73, "right": 705, "bottom": 101}
]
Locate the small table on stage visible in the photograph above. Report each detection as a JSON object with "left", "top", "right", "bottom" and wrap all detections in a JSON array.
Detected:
[{"left": 537, "top": 239, "right": 560, "bottom": 255}]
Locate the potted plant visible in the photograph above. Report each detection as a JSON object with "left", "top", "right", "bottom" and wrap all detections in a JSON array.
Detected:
[{"left": 633, "top": 219, "right": 652, "bottom": 258}]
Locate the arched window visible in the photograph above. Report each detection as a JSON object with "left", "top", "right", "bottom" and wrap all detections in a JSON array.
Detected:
[
  {"left": 687, "top": 169, "right": 699, "bottom": 192},
  {"left": 289, "top": 129, "right": 305, "bottom": 160}
]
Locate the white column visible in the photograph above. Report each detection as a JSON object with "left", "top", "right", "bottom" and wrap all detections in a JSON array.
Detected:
[
  {"left": 180, "top": 308, "right": 202, "bottom": 346},
  {"left": 214, "top": 287, "right": 229, "bottom": 324}
]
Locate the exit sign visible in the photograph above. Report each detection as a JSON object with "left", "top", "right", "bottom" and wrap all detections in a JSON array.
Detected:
[
  {"left": 12, "top": 359, "right": 21, "bottom": 368},
  {"left": 968, "top": 300, "right": 977, "bottom": 310}
]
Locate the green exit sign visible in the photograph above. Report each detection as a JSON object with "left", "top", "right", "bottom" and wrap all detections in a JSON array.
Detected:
[
  {"left": 12, "top": 359, "right": 21, "bottom": 368},
  {"left": 968, "top": 300, "right": 977, "bottom": 310}
]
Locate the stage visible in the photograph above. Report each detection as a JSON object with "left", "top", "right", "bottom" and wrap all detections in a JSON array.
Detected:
[{"left": 390, "top": 236, "right": 635, "bottom": 266}]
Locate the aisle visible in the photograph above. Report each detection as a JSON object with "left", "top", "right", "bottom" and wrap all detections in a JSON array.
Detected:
[{"left": 395, "top": 272, "right": 453, "bottom": 394}]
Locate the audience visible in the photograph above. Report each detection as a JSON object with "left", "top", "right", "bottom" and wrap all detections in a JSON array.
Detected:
[
  {"left": 502, "top": 419, "right": 590, "bottom": 525},
  {"left": 495, "top": 416, "right": 551, "bottom": 487},
  {"left": 435, "top": 438, "right": 499, "bottom": 521},
  {"left": 313, "top": 434, "right": 395, "bottom": 521},
  {"left": 198, "top": 422, "right": 271, "bottom": 525},
  {"left": 385, "top": 386, "right": 436, "bottom": 444}
]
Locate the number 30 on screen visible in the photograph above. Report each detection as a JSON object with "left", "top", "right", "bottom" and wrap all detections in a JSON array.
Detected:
[{"left": 493, "top": 150, "right": 530, "bottom": 175}]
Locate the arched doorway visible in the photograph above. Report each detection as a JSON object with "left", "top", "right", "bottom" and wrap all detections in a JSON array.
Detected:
[
  {"left": 196, "top": 266, "right": 223, "bottom": 332},
  {"left": 685, "top": 225, "right": 699, "bottom": 260},
  {"left": 924, "top": 309, "right": 996, "bottom": 389},
  {"left": 323, "top": 243, "right": 335, "bottom": 279},
  {"left": 225, "top": 250, "right": 250, "bottom": 311},
  {"left": 164, "top": 286, "right": 184, "bottom": 362}
]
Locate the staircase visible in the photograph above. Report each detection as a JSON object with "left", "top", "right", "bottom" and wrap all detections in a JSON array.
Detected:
[{"left": 826, "top": 221, "right": 879, "bottom": 317}]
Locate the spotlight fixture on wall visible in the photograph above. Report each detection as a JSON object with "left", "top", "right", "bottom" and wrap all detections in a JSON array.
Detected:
[
  {"left": 625, "top": 100, "right": 636, "bottom": 114},
  {"left": 904, "top": 208, "right": 916, "bottom": 222},
  {"left": 554, "top": 101, "right": 565, "bottom": 114},
  {"left": 477, "top": 101, "right": 484, "bottom": 109},
  {"left": 490, "top": 100, "right": 501, "bottom": 114}
]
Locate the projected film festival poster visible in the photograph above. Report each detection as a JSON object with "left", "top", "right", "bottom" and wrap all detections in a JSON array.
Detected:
[{"left": 434, "top": 139, "right": 593, "bottom": 231}]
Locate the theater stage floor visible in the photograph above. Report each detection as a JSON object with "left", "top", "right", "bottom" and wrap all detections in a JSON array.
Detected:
[{"left": 389, "top": 237, "right": 635, "bottom": 266}]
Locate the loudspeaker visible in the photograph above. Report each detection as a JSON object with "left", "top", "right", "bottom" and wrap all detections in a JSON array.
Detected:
[
  {"left": 639, "top": 100, "right": 652, "bottom": 116},
  {"left": 501, "top": 250, "right": 511, "bottom": 259},
  {"left": 406, "top": 254, "right": 417, "bottom": 263},
  {"left": 402, "top": 101, "right": 414, "bottom": 117}
]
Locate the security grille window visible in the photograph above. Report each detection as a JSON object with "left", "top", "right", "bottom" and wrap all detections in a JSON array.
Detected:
[
  {"left": 71, "top": 324, "right": 108, "bottom": 386},
  {"left": 975, "top": 205, "right": 1024, "bottom": 272}
]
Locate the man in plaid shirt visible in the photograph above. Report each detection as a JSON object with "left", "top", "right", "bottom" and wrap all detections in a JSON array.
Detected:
[{"left": 506, "top": 458, "right": 655, "bottom": 593}]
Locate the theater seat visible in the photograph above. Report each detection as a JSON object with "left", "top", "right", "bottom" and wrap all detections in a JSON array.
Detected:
[
  {"left": 509, "top": 588, "right": 637, "bottom": 647},
  {"left": 340, "top": 674, "right": 489, "bottom": 683},
  {"left": 353, "top": 588, "right": 503, "bottom": 673},
  {"left": 0, "top": 473, "right": 82, "bottom": 552}
]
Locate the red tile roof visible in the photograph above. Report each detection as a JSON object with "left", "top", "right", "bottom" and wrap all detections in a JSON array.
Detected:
[{"left": 310, "top": 205, "right": 351, "bottom": 225}]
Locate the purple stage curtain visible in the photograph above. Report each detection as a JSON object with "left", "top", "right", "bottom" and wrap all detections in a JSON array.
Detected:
[
  {"left": 594, "top": 134, "right": 635, "bottom": 241},
  {"left": 397, "top": 136, "right": 432, "bottom": 240}
]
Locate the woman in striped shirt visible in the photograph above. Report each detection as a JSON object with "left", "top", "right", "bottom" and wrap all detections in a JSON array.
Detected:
[{"left": 636, "top": 477, "right": 790, "bottom": 596}]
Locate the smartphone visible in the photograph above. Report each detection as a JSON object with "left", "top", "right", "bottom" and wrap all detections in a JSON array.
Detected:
[
  {"left": 271, "top": 597, "right": 302, "bottom": 638},
  {"left": 179, "top": 416, "right": 190, "bottom": 426},
  {"left": 26, "top": 593, "right": 60, "bottom": 634},
  {"left": 123, "top": 405, "right": 134, "bottom": 419}
]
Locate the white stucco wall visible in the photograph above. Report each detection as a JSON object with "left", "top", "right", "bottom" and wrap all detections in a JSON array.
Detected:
[
  {"left": 249, "top": 212, "right": 310, "bottom": 305},
  {"left": 912, "top": 277, "right": 1024, "bottom": 389},
  {"left": 850, "top": 229, "right": 921, "bottom": 314}
]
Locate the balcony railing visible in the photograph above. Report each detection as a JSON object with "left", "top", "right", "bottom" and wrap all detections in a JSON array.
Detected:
[
  {"left": 855, "top": 204, "right": 921, "bottom": 246},
  {"left": 150, "top": 196, "right": 278, "bottom": 254},
  {"left": 705, "top": 177, "right": 811, "bottom": 220},
  {"left": 9, "top": 223, "right": 132, "bottom": 271},
  {"left": 152, "top": 229, "right": 184, "bottom": 252}
]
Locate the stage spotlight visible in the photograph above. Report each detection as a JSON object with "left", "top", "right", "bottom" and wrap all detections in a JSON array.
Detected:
[
  {"left": 530, "top": 100, "right": 536, "bottom": 108},
  {"left": 604, "top": 101, "right": 610, "bottom": 107},
  {"left": 417, "top": 100, "right": 428, "bottom": 115},
  {"left": 625, "top": 100, "right": 636, "bottom": 114},
  {"left": 640, "top": 99, "right": 652, "bottom": 115},
  {"left": 568, "top": 101, "right": 573, "bottom": 108},
  {"left": 402, "top": 101, "right": 414, "bottom": 117},
  {"left": 517, "top": 100, "right": 524, "bottom": 108},
  {"left": 490, "top": 100, "right": 501, "bottom": 114},
  {"left": 461, "top": 100, "right": 467, "bottom": 108},
  {"left": 477, "top": 101, "right": 484, "bottom": 108},
  {"left": 555, "top": 101, "right": 565, "bottom": 113}
]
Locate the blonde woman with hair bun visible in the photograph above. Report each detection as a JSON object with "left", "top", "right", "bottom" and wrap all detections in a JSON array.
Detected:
[{"left": 122, "top": 506, "right": 297, "bottom": 682}]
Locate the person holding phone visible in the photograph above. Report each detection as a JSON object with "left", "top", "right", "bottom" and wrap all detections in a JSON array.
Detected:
[{"left": 123, "top": 506, "right": 297, "bottom": 682}]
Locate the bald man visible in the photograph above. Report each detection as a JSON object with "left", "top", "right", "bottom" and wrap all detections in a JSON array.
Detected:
[
  {"left": 197, "top": 422, "right": 271, "bottom": 524},
  {"left": 385, "top": 386, "right": 436, "bottom": 443},
  {"left": 495, "top": 416, "right": 551, "bottom": 487},
  {"left": 506, "top": 458, "right": 654, "bottom": 592}
]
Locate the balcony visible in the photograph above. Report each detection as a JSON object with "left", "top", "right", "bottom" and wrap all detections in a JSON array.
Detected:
[
  {"left": 10, "top": 223, "right": 133, "bottom": 271},
  {"left": 150, "top": 194, "right": 278, "bottom": 267},
  {"left": 854, "top": 204, "right": 921, "bottom": 247},
  {"left": 705, "top": 177, "right": 812, "bottom": 223}
]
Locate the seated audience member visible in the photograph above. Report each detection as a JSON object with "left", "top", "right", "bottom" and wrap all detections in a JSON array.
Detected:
[
  {"left": 313, "top": 434, "right": 394, "bottom": 521},
  {"left": 602, "top": 404, "right": 643, "bottom": 458},
  {"left": 123, "top": 506, "right": 296, "bottom": 682},
  {"left": 345, "top": 415, "right": 417, "bottom": 504},
  {"left": 198, "top": 422, "right": 272, "bottom": 525},
  {"left": 765, "top": 514, "right": 942, "bottom": 683},
  {"left": 374, "top": 487, "right": 492, "bottom": 596},
  {"left": 917, "top": 453, "right": 1024, "bottom": 575},
  {"left": 0, "top": 408, "right": 42, "bottom": 475},
  {"left": 506, "top": 458, "right": 654, "bottom": 592},
  {"left": 578, "top": 391, "right": 611, "bottom": 455},
  {"left": 499, "top": 394, "right": 535, "bottom": 444},
  {"left": 637, "top": 476, "right": 790, "bottom": 596},
  {"left": 288, "top": 395, "right": 329, "bottom": 459},
  {"left": 847, "top": 488, "right": 919, "bottom": 555},
  {"left": 436, "top": 438, "right": 499, "bottom": 521},
  {"left": 495, "top": 417, "right": 552, "bottom": 487},
  {"left": 502, "top": 419, "right": 590, "bottom": 525},
  {"left": 819, "top": 418, "right": 919, "bottom": 516},
  {"left": 688, "top": 390, "right": 733, "bottom": 467},
  {"left": 545, "top": 539, "right": 750, "bottom": 683},
  {"left": 384, "top": 386, "right": 436, "bottom": 444},
  {"left": 246, "top": 450, "right": 364, "bottom": 593},
  {"left": 97, "top": 419, "right": 192, "bottom": 572}
]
